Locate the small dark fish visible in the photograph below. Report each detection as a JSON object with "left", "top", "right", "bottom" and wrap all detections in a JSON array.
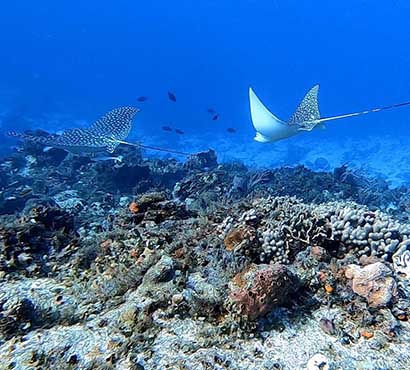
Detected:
[
  {"left": 227, "top": 128, "right": 236, "bottom": 133},
  {"left": 207, "top": 108, "right": 216, "bottom": 114},
  {"left": 175, "top": 129, "right": 184, "bottom": 135},
  {"left": 137, "top": 96, "right": 148, "bottom": 102},
  {"left": 168, "top": 91, "right": 177, "bottom": 102},
  {"left": 162, "top": 126, "right": 173, "bottom": 132},
  {"left": 212, "top": 114, "right": 219, "bottom": 121}
]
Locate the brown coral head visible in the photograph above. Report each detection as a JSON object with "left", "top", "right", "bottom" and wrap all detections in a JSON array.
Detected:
[
  {"left": 224, "top": 227, "right": 252, "bottom": 251},
  {"left": 129, "top": 202, "right": 140, "bottom": 214},
  {"left": 229, "top": 264, "right": 293, "bottom": 320}
]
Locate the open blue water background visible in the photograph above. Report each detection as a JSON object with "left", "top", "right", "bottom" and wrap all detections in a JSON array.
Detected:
[{"left": 1, "top": 0, "right": 410, "bottom": 178}]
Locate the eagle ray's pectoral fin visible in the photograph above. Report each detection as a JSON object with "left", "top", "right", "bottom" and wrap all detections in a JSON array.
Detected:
[
  {"left": 288, "top": 84, "right": 321, "bottom": 131},
  {"left": 296, "top": 120, "right": 321, "bottom": 132},
  {"left": 249, "top": 87, "right": 289, "bottom": 142}
]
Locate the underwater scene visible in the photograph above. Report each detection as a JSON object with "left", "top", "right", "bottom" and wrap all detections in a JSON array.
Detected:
[{"left": 1, "top": 1, "right": 410, "bottom": 369}]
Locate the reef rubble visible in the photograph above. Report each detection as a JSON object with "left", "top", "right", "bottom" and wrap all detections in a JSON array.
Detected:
[{"left": 0, "top": 144, "right": 410, "bottom": 369}]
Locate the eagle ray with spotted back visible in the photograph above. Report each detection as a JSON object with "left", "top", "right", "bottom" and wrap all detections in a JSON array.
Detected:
[
  {"left": 249, "top": 84, "right": 410, "bottom": 143},
  {"left": 287, "top": 84, "right": 320, "bottom": 131},
  {"left": 8, "top": 107, "right": 139, "bottom": 154},
  {"left": 8, "top": 106, "right": 192, "bottom": 156}
]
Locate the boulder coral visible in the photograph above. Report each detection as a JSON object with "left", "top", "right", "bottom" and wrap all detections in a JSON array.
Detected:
[
  {"left": 229, "top": 263, "right": 296, "bottom": 320},
  {"left": 345, "top": 262, "right": 397, "bottom": 308}
]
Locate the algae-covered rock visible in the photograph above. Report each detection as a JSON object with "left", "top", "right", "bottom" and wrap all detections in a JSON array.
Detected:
[
  {"left": 0, "top": 278, "right": 81, "bottom": 340},
  {"left": 184, "top": 149, "right": 218, "bottom": 171}
]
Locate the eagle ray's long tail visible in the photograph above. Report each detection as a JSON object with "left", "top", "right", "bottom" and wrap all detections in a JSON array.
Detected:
[
  {"left": 313, "top": 100, "right": 410, "bottom": 125},
  {"left": 113, "top": 139, "right": 192, "bottom": 156}
]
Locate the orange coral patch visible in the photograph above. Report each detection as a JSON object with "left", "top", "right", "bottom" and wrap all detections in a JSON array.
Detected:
[
  {"left": 324, "top": 283, "right": 334, "bottom": 294},
  {"left": 360, "top": 330, "right": 374, "bottom": 339},
  {"left": 224, "top": 228, "right": 245, "bottom": 251},
  {"left": 129, "top": 202, "right": 140, "bottom": 214}
]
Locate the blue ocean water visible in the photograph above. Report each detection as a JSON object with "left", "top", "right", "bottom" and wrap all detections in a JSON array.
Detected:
[
  {"left": 1, "top": 0, "right": 410, "bottom": 182},
  {"left": 2, "top": 3, "right": 410, "bottom": 368}
]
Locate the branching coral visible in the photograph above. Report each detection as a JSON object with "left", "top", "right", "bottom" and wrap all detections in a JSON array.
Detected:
[{"left": 219, "top": 196, "right": 410, "bottom": 265}]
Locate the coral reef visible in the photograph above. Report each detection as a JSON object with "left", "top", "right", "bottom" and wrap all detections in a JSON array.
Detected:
[
  {"left": 0, "top": 143, "right": 410, "bottom": 369},
  {"left": 0, "top": 205, "right": 76, "bottom": 277}
]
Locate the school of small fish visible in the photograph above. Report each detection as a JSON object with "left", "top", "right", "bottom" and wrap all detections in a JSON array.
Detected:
[{"left": 137, "top": 91, "right": 234, "bottom": 137}]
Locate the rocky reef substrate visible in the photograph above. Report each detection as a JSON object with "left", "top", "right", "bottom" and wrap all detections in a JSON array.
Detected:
[{"left": 0, "top": 143, "right": 410, "bottom": 369}]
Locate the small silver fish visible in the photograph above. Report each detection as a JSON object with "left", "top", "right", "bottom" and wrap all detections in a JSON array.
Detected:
[
  {"left": 10, "top": 146, "right": 24, "bottom": 153},
  {"left": 91, "top": 155, "right": 123, "bottom": 163}
]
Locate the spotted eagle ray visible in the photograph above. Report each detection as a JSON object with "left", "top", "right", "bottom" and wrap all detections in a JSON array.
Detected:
[
  {"left": 249, "top": 85, "right": 410, "bottom": 143},
  {"left": 8, "top": 107, "right": 190, "bottom": 155}
]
